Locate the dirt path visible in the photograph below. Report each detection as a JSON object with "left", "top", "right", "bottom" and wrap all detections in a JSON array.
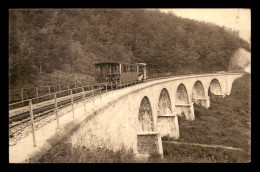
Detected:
[{"left": 162, "top": 141, "right": 245, "bottom": 152}]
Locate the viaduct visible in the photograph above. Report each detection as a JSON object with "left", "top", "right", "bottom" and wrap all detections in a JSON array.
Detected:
[{"left": 9, "top": 72, "right": 244, "bottom": 162}]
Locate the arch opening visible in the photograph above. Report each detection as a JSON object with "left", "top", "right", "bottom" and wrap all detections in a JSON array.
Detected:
[
  {"left": 176, "top": 84, "right": 189, "bottom": 105},
  {"left": 138, "top": 96, "right": 154, "bottom": 132},
  {"left": 158, "top": 88, "right": 172, "bottom": 116},
  {"left": 157, "top": 88, "right": 179, "bottom": 139},
  {"left": 209, "top": 79, "right": 222, "bottom": 96},
  {"left": 192, "top": 81, "right": 206, "bottom": 100}
]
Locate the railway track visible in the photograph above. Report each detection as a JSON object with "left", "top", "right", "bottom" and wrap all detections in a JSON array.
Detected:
[
  {"left": 9, "top": 96, "right": 95, "bottom": 136},
  {"left": 9, "top": 71, "right": 240, "bottom": 134},
  {"left": 8, "top": 83, "right": 118, "bottom": 136}
]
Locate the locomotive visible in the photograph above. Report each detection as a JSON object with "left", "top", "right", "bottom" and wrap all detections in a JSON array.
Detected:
[{"left": 93, "top": 62, "right": 147, "bottom": 87}]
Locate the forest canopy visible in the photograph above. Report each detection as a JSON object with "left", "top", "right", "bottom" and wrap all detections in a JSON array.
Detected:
[{"left": 9, "top": 9, "right": 251, "bottom": 88}]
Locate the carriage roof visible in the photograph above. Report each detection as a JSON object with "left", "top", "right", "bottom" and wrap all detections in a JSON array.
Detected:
[{"left": 93, "top": 62, "right": 146, "bottom": 66}]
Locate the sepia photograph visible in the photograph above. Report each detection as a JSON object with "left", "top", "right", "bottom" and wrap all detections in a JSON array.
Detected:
[{"left": 8, "top": 8, "right": 251, "bottom": 163}]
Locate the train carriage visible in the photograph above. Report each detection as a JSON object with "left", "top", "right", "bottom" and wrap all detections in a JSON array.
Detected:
[{"left": 94, "top": 62, "right": 147, "bottom": 87}]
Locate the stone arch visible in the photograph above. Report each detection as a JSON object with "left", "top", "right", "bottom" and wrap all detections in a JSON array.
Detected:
[
  {"left": 176, "top": 84, "right": 189, "bottom": 105},
  {"left": 138, "top": 96, "right": 154, "bottom": 132},
  {"left": 157, "top": 88, "right": 179, "bottom": 139},
  {"left": 209, "top": 78, "right": 222, "bottom": 95},
  {"left": 158, "top": 88, "right": 172, "bottom": 116},
  {"left": 192, "top": 80, "right": 206, "bottom": 100}
]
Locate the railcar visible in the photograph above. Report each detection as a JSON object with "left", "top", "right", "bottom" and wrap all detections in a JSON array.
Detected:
[{"left": 93, "top": 62, "right": 147, "bottom": 87}]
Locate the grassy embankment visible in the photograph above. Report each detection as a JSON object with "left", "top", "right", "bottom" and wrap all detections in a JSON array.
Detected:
[
  {"left": 161, "top": 73, "right": 251, "bottom": 163},
  {"left": 35, "top": 74, "right": 251, "bottom": 163}
]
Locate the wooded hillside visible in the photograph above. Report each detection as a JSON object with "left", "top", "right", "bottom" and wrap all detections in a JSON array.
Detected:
[{"left": 9, "top": 9, "right": 251, "bottom": 89}]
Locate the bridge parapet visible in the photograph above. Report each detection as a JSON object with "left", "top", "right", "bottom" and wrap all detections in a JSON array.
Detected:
[{"left": 9, "top": 72, "right": 244, "bottom": 162}]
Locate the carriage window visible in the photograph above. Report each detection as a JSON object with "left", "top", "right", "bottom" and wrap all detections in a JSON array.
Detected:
[
  {"left": 130, "top": 65, "right": 137, "bottom": 72},
  {"left": 139, "top": 65, "right": 144, "bottom": 75},
  {"left": 96, "top": 65, "right": 101, "bottom": 76},
  {"left": 110, "top": 64, "right": 119, "bottom": 74},
  {"left": 115, "top": 65, "right": 119, "bottom": 73},
  {"left": 111, "top": 65, "right": 115, "bottom": 74},
  {"left": 109, "top": 65, "right": 112, "bottom": 74},
  {"left": 130, "top": 65, "right": 133, "bottom": 72},
  {"left": 122, "top": 65, "right": 127, "bottom": 73}
]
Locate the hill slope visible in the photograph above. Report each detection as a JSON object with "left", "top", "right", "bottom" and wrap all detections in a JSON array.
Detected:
[
  {"left": 162, "top": 73, "right": 251, "bottom": 162},
  {"left": 9, "top": 9, "right": 251, "bottom": 89}
]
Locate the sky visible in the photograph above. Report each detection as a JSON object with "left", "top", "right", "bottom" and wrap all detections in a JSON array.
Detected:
[{"left": 158, "top": 9, "right": 251, "bottom": 44}]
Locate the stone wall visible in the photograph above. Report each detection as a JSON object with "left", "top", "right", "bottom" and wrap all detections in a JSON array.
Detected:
[{"left": 53, "top": 73, "right": 243, "bottom": 157}]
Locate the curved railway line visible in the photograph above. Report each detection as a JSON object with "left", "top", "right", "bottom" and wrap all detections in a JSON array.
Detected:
[
  {"left": 9, "top": 71, "right": 242, "bottom": 139},
  {"left": 9, "top": 80, "right": 135, "bottom": 138}
]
